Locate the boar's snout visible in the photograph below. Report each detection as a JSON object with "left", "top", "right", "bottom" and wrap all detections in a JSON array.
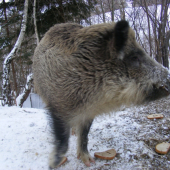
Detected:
[
  {"left": 160, "top": 74, "right": 170, "bottom": 95},
  {"left": 147, "top": 73, "right": 170, "bottom": 101}
]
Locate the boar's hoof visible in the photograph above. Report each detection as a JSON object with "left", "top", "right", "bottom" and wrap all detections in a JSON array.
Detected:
[
  {"left": 77, "top": 152, "right": 95, "bottom": 167},
  {"left": 49, "top": 150, "right": 66, "bottom": 169}
]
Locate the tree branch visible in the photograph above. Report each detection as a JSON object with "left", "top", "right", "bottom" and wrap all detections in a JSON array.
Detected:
[{"left": 2, "top": 0, "right": 29, "bottom": 106}]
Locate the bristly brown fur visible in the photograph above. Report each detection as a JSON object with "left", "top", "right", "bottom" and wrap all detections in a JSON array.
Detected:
[{"left": 33, "top": 21, "right": 170, "bottom": 169}]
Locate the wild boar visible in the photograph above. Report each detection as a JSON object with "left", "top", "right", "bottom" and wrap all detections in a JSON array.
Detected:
[{"left": 33, "top": 20, "right": 170, "bottom": 169}]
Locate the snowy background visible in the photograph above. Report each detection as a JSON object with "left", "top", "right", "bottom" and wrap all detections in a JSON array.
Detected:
[
  {"left": 0, "top": 1, "right": 170, "bottom": 169},
  {"left": 0, "top": 96, "right": 170, "bottom": 170}
]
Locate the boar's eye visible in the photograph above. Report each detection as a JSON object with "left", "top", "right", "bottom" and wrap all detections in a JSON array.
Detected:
[
  {"left": 124, "top": 49, "right": 143, "bottom": 68},
  {"left": 131, "top": 56, "right": 139, "bottom": 62},
  {"left": 130, "top": 56, "right": 140, "bottom": 67},
  {"left": 124, "top": 55, "right": 140, "bottom": 68}
]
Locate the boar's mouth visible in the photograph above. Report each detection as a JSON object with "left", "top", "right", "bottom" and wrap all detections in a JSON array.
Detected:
[{"left": 146, "top": 84, "right": 170, "bottom": 101}]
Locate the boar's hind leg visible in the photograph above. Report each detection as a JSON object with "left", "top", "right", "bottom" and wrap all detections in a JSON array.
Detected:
[
  {"left": 77, "top": 119, "right": 95, "bottom": 167},
  {"left": 48, "top": 108, "right": 70, "bottom": 169}
]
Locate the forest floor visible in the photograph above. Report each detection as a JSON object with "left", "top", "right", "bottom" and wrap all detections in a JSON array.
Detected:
[{"left": 0, "top": 96, "right": 170, "bottom": 170}]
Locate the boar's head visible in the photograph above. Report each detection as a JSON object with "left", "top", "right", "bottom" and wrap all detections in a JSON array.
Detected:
[{"left": 105, "top": 20, "right": 170, "bottom": 106}]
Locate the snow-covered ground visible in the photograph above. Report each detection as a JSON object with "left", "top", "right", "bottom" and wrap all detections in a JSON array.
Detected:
[{"left": 0, "top": 96, "right": 170, "bottom": 170}]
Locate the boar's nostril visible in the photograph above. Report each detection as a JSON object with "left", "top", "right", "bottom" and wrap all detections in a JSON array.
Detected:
[
  {"left": 153, "top": 84, "right": 169, "bottom": 94},
  {"left": 160, "top": 85, "right": 169, "bottom": 93},
  {"left": 147, "top": 84, "right": 170, "bottom": 101},
  {"left": 153, "top": 84, "right": 157, "bottom": 90},
  {"left": 157, "top": 85, "right": 170, "bottom": 96}
]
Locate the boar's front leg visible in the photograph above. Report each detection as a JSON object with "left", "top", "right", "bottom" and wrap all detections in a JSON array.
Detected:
[
  {"left": 77, "top": 119, "right": 95, "bottom": 166},
  {"left": 48, "top": 108, "right": 70, "bottom": 169}
]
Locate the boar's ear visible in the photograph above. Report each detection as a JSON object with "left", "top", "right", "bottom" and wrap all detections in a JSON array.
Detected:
[{"left": 114, "top": 20, "right": 129, "bottom": 52}]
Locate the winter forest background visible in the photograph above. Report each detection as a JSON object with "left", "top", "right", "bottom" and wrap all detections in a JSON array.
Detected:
[{"left": 0, "top": 0, "right": 170, "bottom": 106}]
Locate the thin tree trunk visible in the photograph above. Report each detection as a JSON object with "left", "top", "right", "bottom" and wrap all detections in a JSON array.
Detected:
[
  {"left": 153, "top": 1, "right": 158, "bottom": 60},
  {"left": 3, "top": 0, "right": 9, "bottom": 38},
  {"left": 58, "top": 0, "right": 65, "bottom": 23},
  {"left": 143, "top": 0, "right": 152, "bottom": 57},
  {"left": 2, "top": 0, "right": 29, "bottom": 106},
  {"left": 19, "top": 0, "right": 38, "bottom": 108},
  {"left": 33, "top": 0, "right": 39, "bottom": 45},
  {"left": 156, "top": 0, "right": 169, "bottom": 67},
  {"left": 162, "top": 30, "right": 170, "bottom": 68},
  {"left": 18, "top": 74, "right": 33, "bottom": 108},
  {"left": 161, "top": 0, "right": 169, "bottom": 68},
  {"left": 107, "top": 0, "right": 114, "bottom": 21},
  {"left": 119, "top": 0, "right": 125, "bottom": 20},
  {"left": 3, "top": 0, "right": 18, "bottom": 105},
  {"left": 2, "top": 0, "right": 12, "bottom": 105},
  {"left": 11, "top": 61, "right": 18, "bottom": 99},
  {"left": 88, "top": 0, "right": 92, "bottom": 25},
  {"left": 100, "top": 0, "right": 105, "bottom": 23},
  {"left": 111, "top": 0, "right": 114, "bottom": 21}
]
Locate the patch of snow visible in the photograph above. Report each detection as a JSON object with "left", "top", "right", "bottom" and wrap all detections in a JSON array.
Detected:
[
  {"left": 16, "top": 93, "right": 46, "bottom": 109},
  {"left": 0, "top": 100, "right": 170, "bottom": 170},
  {"left": 16, "top": 94, "right": 25, "bottom": 107}
]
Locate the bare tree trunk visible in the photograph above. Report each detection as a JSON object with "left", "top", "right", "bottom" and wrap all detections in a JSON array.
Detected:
[
  {"left": 163, "top": 30, "right": 170, "bottom": 68},
  {"left": 111, "top": 0, "right": 114, "bottom": 21},
  {"left": 11, "top": 61, "right": 18, "bottom": 100},
  {"left": 3, "top": 0, "right": 18, "bottom": 105},
  {"left": 2, "top": 0, "right": 29, "bottom": 106},
  {"left": 18, "top": 74, "right": 33, "bottom": 108},
  {"left": 2, "top": 0, "right": 12, "bottom": 105},
  {"left": 107, "top": 0, "right": 114, "bottom": 21},
  {"left": 119, "top": 0, "right": 125, "bottom": 20},
  {"left": 87, "top": 0, "right": 92, "bottom": 25},
  {"left": 99, "top": 0, "right": 105, "bottom": 23},
  {"left": 161, "top": 0, "right": 169, "bottom": 68},
  {"left": 58, "top": 0, "right": 65, "bottom": 23},
  {"left": 33, "top": 0, "right": 39, "bottom": 45},
  {"left": 153, "top": 1, "right": 158, "bottom": 59},
  {"left": 140, "top": 0, "right": 169, "bottom": 67},
  {"left": 18, "top": 0, "right": 39, "bottom": 108},
  {"left": 156, "top": 0, "right": 169, "bottom": 68},
  {"left": 143, "top": 0, "right": 152, "bottom": 57}
]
